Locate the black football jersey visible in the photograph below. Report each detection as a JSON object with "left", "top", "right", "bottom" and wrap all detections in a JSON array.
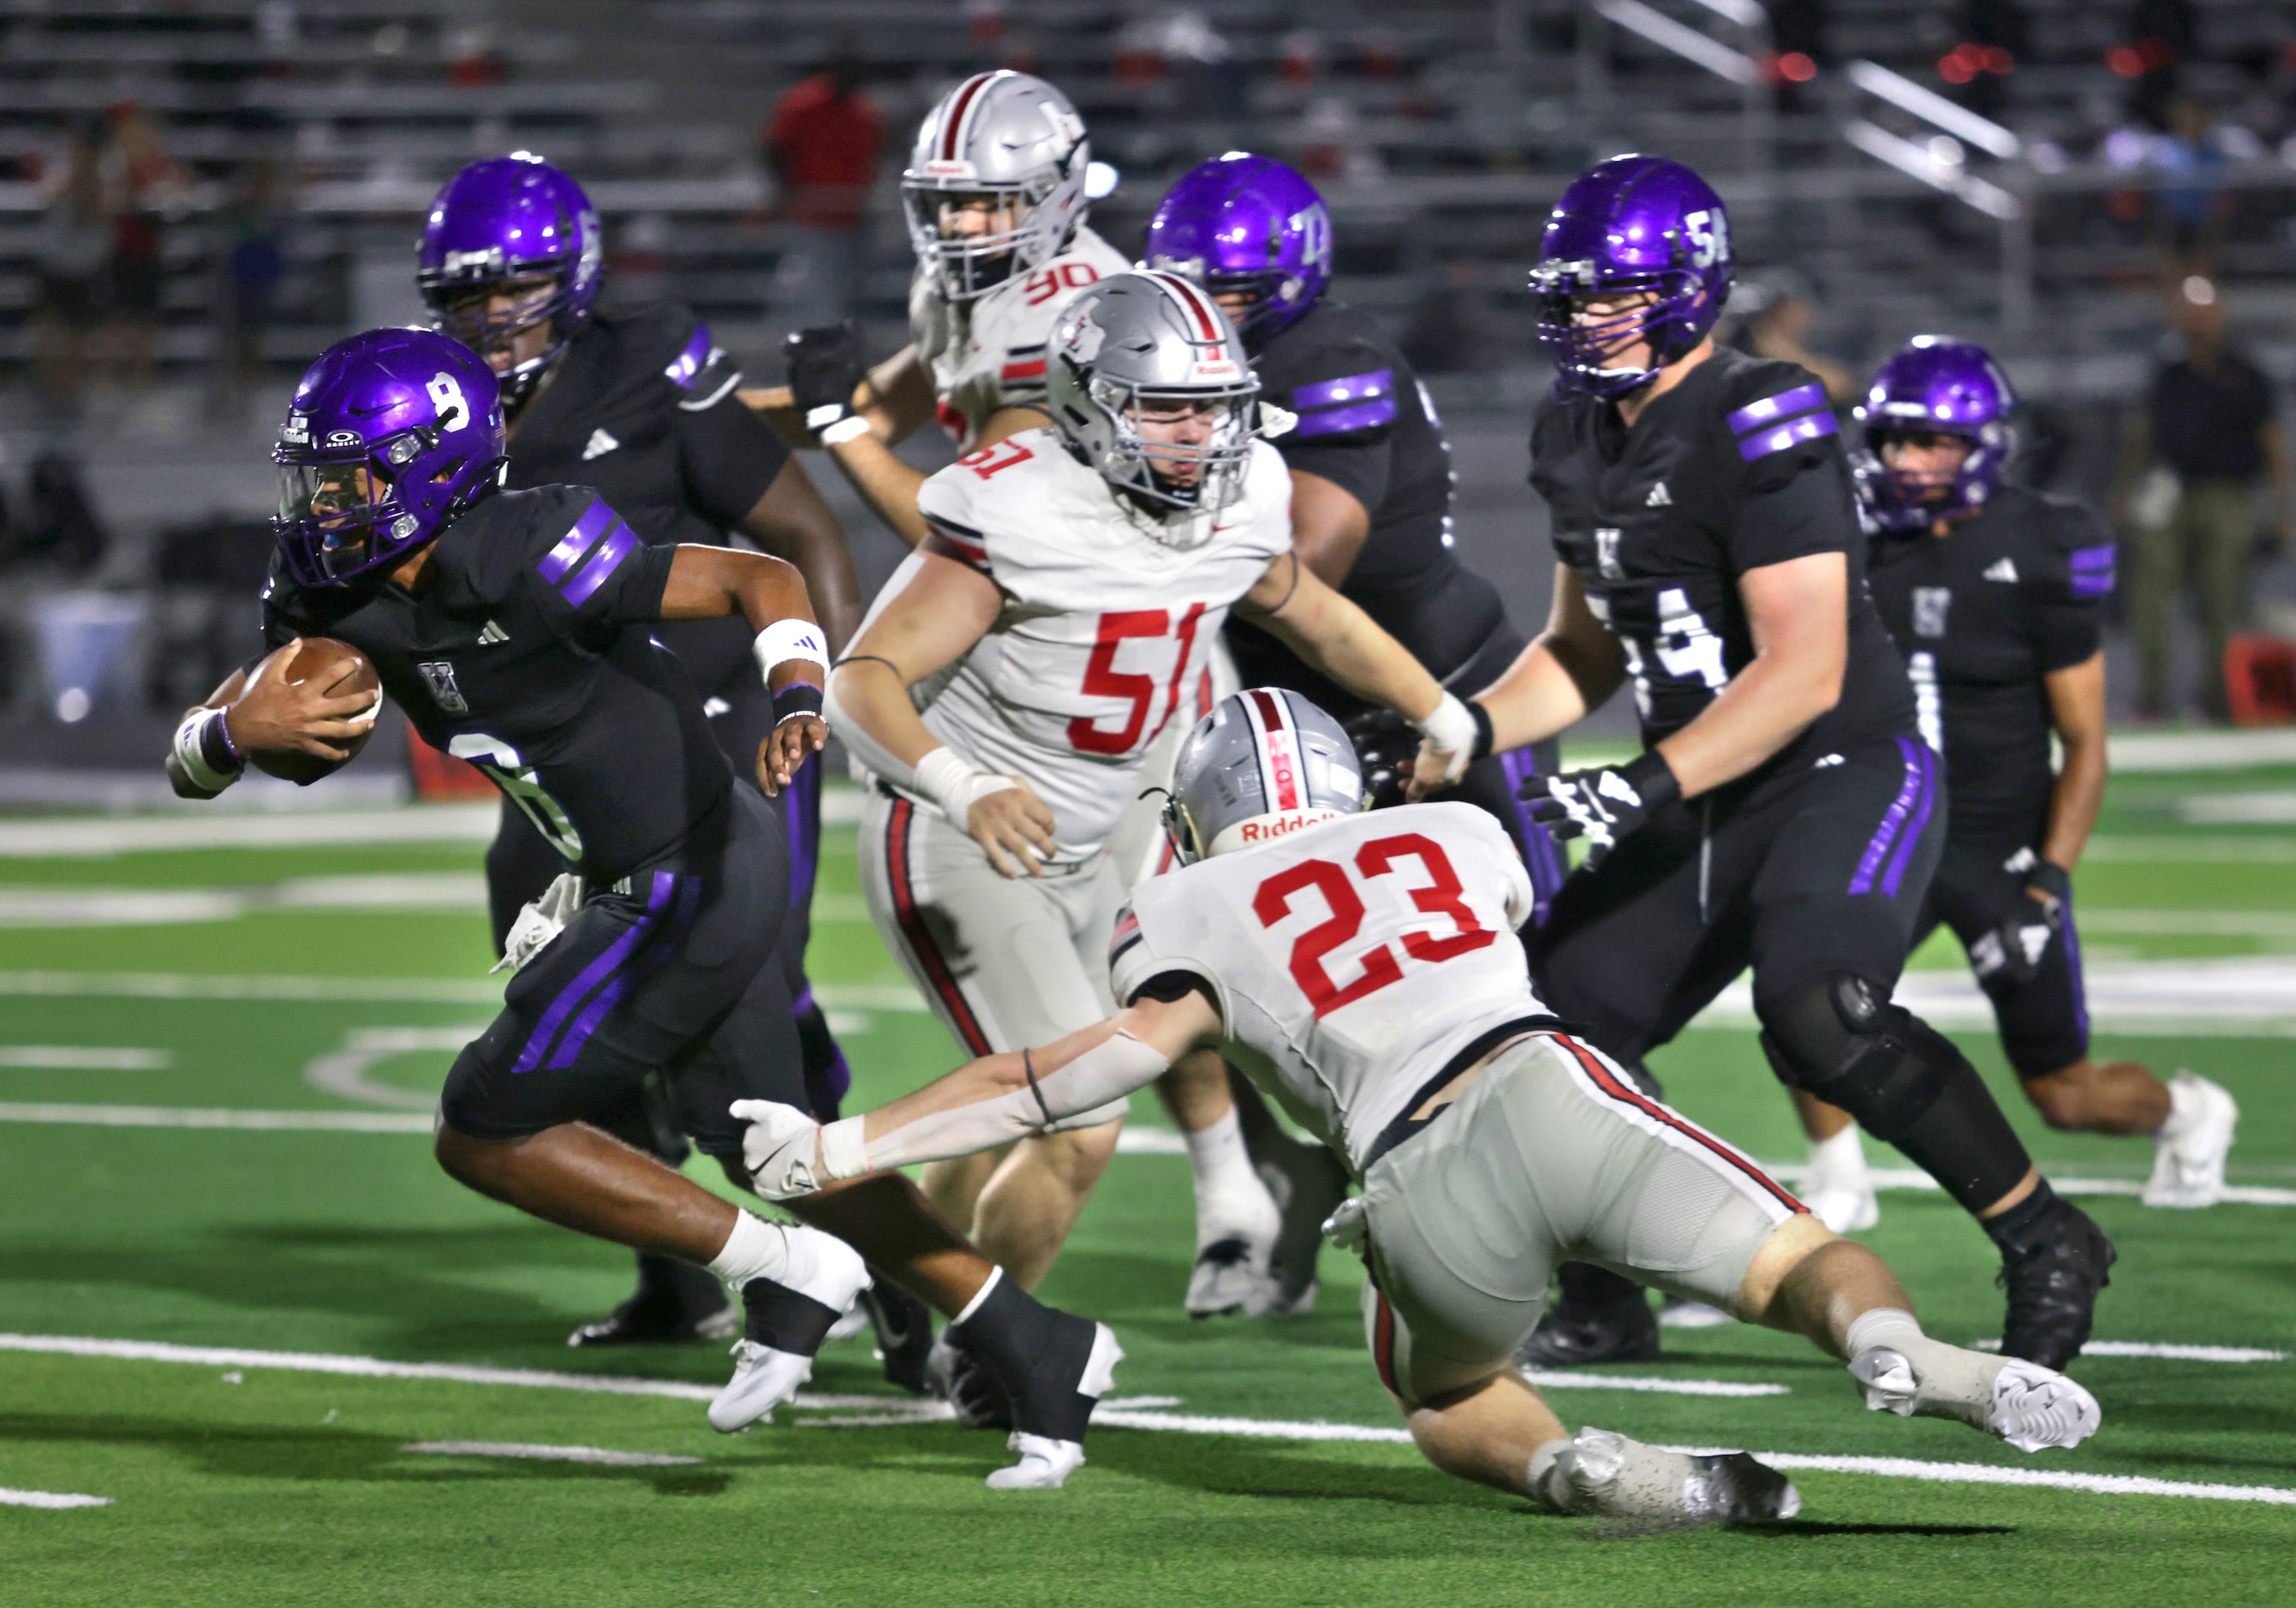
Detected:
[
  {"left": 1228, "top": 299, "right": 1505, "bottom": 710},
  {"left": 1866, "top": 485, "right": 2112, "bottom": 842},
  {"left": 1530, "top": 347, "right": 1914, "bottom": 765},
  {"left": 261, "top": 486, "right": 730, "bottom": 881},
  {"left": 506, "top": 303, "right": 790, "bottom": 695}
]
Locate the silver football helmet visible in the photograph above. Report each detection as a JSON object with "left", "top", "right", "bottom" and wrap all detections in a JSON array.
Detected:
[
  {"left": 1047, "top": 271, "right": 1261, "bottom": 536},
  {"left": 1166, "top": 688, "right": 1365, "bottom": 864},
  {"left": 903, "top": 70, "right": 1090, "bottom": 301}
]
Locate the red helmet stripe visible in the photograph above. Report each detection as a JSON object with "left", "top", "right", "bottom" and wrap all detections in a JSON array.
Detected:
[
  {"left": 1244, "top": 688, "right": 1303, "bottom": 811},
  {"left": 1152, "top": 271, "right": 1223, "bottom": 343},
  {"left": 940, "top": 72, "right": 1000, "bottom": 162}
]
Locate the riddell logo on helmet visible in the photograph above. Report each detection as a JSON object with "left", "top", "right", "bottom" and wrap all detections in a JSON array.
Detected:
[
  {"left": 1190, "top": 358, "right": 1243, "bottom": 382},
  {"left": 1237, "top": 810, "right": 1336, "bottom": 843},
  {"left": 922, "top": 159, "right": 976, "bottom": 180}
]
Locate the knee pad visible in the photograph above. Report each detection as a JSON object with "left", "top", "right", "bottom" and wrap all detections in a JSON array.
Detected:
[{"left": 1756, "top": 974, "right": 1965, "bottom": 1145}]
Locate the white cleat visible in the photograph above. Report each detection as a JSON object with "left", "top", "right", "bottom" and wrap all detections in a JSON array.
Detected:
[
  {"left": 1802, "top": 1126, "right": 1880, "bottom": 1233},
  {"left": 1530, "top": 1427, "right": 1799, "bottom": 1522},
  {"left": 1186, "top": 1236, "right": 1278, "bottom": 1319},
  {"left": 1804, "top": 1182, "right": 1880, "bottom": 1235},
  {"left": 824, "top": 1305, "right": 873, "bottom": 1344},
  {"left": 1850, "top": 1345, "right": 2099, "bottom": 1453},
  {"left": 986, "top": 1432, "right": 1088, "bottom": 1489},
  {"left": 708, "top": 1339, "right": 815, "bottom": 1433},
  {"left": 1984, "top": 1358, "right": 2102, "bottom": 1452},
  {"left": 2144, "top": 1070, "right": 2239, "bottom": 1208},
  {"left": 1658, "top": 1299, "right": 1734, "bottom": 1330}
]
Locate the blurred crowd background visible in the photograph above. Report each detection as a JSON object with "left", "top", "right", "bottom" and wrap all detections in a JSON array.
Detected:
[{"left": 0, "top": 0, "right": 2291, "bottom": 799}]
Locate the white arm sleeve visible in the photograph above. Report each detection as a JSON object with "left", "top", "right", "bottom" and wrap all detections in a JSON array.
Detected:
[
  {"left": 822, "top": 672, "right": 920, "bottom": 789},
  {"left": 823, "top": 1032, "right": 1171, "bottom": 1178}
]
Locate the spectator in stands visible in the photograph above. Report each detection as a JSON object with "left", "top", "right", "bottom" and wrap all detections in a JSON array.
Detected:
[
  {"left": 97, "top": 103, "right": 185, "bottom": 396},
  {"left": 30, "top": 125, "right": 110, "bottom": 413},
  {"left": 1722, "top": 268, "right": 1858, "bottom": 404},
  {"left": 761, "top": 51, "right": 882, "bottom": 333},
  {"left": 2151, "top": 98, "right": 2231, "bottom": 278},
  {"left": 2120, "top": 277, "right": 2294, "bottom": 721},
  {"left": 214, "top": 158, "right": 289, "bottom": 409}
]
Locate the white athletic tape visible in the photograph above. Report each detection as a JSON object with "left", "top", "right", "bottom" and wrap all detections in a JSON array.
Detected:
[
  {"left": 404, "top": 1442, "right": 700, "bottom": 1468},
  {"left": 0, "top": 1488, "right": 112, "bottom": 1510}
]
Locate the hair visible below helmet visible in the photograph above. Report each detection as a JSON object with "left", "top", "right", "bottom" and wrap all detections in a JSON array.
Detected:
[
  {"left": 1047, "top": 271, "right": 1262, "bottom": 539},
  {"left": 417, "top": 154, "right": 602, "bottom": 412},
  {"left": 1854, "top": 336, "right": 2018, "bottom": 533},
  {"left": 903, "top": 70, "right": 1088, "bottom": 301},
  {"left": 1166, "top": 688, "right": 1365, "bottom": 864},
  {"left": 1143, "top": 152, "right": 1333, "bottom": 346},
  {"left": 273, "top": 327, "right": 507, "bottom": 588},
  {"left": 1530, "top": 153, "right": 1732, "bottom": 402}
]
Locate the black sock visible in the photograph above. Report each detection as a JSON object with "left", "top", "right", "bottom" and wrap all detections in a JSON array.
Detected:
[
  {"left": 1982, "top": 1178, "right": 2062, "bottom": 1251},
  {"left": 954, "top": 1274, "right": 1099, "bottom": 1442},
  {"left": 740, "top": 1273, "right": 839, "bottom": 1355}
]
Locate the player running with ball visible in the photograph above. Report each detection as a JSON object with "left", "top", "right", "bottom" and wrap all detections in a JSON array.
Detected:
[
  {"left": 734, "top": 689, "right": 2101, "bottom": 1518},
  {"left": 166, "top": 328, "right": 1118, "bottom": 1487}
]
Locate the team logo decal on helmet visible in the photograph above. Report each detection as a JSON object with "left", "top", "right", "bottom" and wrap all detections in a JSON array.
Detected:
[
  {"left": 1166, "top": 688, "right": 1365, "bottom": 863},
  {"left": 273, "top": 327, "right": 508, "bottom": 587},
  {"left": 1853, "top": 336, "right": 2019, "bottom": 533},
  {"left": 1047, "top": 271, "right": 1268, "bottom": 540},
  {"left": 1144, "top": 152, "right": 1333, "bottom": 345},
  {"left": 903, "top": 71, "right": 1090, "bottom": 301},
  {"left": 418, "top": 154, "right": 602, "bottom": 413},
  {"left": 1530, "top": 153, "right": 1733, "bottom": 401}
]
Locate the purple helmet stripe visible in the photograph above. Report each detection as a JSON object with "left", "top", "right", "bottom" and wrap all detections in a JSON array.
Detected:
[
  {"left": 1291, "top": 367, "right": 1393, "bottom": 414},
  {"left": 1879, "top": 741, "right": 1938, "bottom": 898},
  {"left": 511, "top": 872, "right": 677, "bottom": 1074},
  {"left": 537, "top": 498, "right": 617, "bottom": 585},
  {"left": 560, "top": 521, "right": 637, "bottom": 608},
  {"left": 664, "top": 325, "right": 713, "bottom": 390},
  {"left": 1738, "top": 409, "right": 1838, "bottom": 462},
  {"left": 1726, "top": 384, "right": 1827, "bottom": 437},
  {"left": 1293, "top": 397, "right": 1398, "bottom": 438},
  {"left": 1848, "top": 737, "right": 1927, "bottom": 896}
]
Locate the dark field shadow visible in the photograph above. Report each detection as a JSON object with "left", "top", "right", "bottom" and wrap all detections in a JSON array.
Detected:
[{"left": 0, "top": 1411, "right": 731, "bottom": 1496}]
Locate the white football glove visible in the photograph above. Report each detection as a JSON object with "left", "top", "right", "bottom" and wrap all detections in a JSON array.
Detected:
[
  {"left": 731, "top": 1099, "right": 827, "bottom": 1200},
  {"left": 490, "top": 872, "right": 586, "bottom": 975}
]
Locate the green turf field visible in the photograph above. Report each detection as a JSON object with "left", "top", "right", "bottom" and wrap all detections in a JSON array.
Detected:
[{"left": 3, "top": 765, "right": 2294, "bottom": 1605}]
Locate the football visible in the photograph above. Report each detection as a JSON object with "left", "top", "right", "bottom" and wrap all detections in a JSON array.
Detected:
[{"left": 244, "top": 637, "right": 382, "bottom": 785}]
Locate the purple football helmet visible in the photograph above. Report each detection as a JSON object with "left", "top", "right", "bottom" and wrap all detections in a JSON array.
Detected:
[
  {"left": 1143, "top": 152, "right": 1333, "bottom": 345},
  {"left": 1855, "top": 336, "right": 2017, "bottom": 533},
  {"left": 1530, "top": 154, "right": 1733, "bottom": 400},
  {"left": 417, "top": 154, "right": 602, "bottom": 412},
  {"left": 274, "top": 328, "right": 507, "bottom": 587}
]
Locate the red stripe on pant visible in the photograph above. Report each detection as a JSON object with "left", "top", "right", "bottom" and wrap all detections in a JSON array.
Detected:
[
  {"left": 1550, "top": 1033, "right": 1807, "bottom": 1215},
  {"left": 886, "top": 796, "right": 994, "bottom": 1057},
  {"left": 1373, "top": 1292, "right": 1400, "bottom": 1398}
]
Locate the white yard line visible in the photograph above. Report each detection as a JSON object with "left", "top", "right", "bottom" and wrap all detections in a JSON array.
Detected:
[
  {"left": 6, "top": 1331, "right": 2291, "bottom": 1507},
  {"left": 0, "top": 806, "right": 499, "bottom": 859},
  {"left": 403, "top": 1441, "right": 699, "bottom": 1468},
  {"left": 2084, "top": 836, "right": 2296, "bottom": 862},
  {"left": 0, "top": 1046, "right": 170, "bottom": 1071},
  {"left": 1763, "top": 1164, "right": 2296, "bottom": 1209},
  {"left": 1969, "top": 1340, "right": 2287, "bottom": 1363},
  {"left": 0, "top": 1103, "right": 433, "bottom": 1133},
  {"left": 0, "top": 970, "right": 932, "bottom": 1013},
  {"left": 0, "top": 1487, "right": 113, "bottom": 1510}
]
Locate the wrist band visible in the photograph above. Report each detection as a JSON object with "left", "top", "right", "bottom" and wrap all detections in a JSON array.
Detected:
[
  {"left": 819, "top": 414, "right": 872, "bottom": 446},
  {"left": 1467, "top": 699, "right": 1494, "bottom": 762},
  {"left": 771, "top": 680, "right": 825, "bottom": 729},
  {"left": 173, "top": 708, "right": 243, "bottom": 793},
  {"left": 754, "top": 618, "right": 829, "bottom": 682},
  {"left": 819, "top": 1117, "right": 868, "bottom": 1182}
]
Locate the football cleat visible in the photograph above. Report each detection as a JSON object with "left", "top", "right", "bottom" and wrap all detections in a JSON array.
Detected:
[
  {"left": 939, "top": 1272, "right": 1123, "bottom": 1486},
  {"left": 1996, "top": 1200, "right": 2115, "bottom": 1371},
  {"left": 860, "top": 1279, "right": 937, "bottom": 1397},
  {"left": 706, "top": 1228, "right": 871, "bottom": 1433},
  {"left": 987, "top": 1432, "right": 1089, "bottom": 1491},
  {"left": 1851, "top": 1345, "right": 2100, "bottom": 1452},
  {"left": 2143, "top": 1069, "right": 2239, "bottom": 1209},
  {"left": 1186, "top": 1236, "right": 1276, "bottom": 1319},
  {"left": 1530, "top": 1428, "right": 1798, "bottom": 1522},
  {"left": 1255, "top": 1134, "right": 1351, "bottom": 1317},
  {"left": 567, "top": 1252, "right": 737, "bottom": 1348},
  {"left": 925, "top": 1329, "right": 1012, "bottom": 1430},
  {"left": 1657, "top": 1298, "right": 1734, "bottom": 1330},
  {"left": 1517, "top": 1268, "right": 1661, "bottom": 1369},
  {"left": 1801, "top": 1127, "right": 1880, "bottom": 1234}
]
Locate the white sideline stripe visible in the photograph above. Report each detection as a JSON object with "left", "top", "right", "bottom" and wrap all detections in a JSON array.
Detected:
[
  {"left": 2084, "top": 835, "right": 2296, "bottom": 862},
  {"left": 0, "top": 1045, "right": 171, "bottom": 1070},
  {"left": 1970, "top": 1340, "right": 2287, "bottom": 1364},
  {"left": 404, "top": 1441, "right": 699, "bottom": 1468},
  {"left": 0, "top": 1487, "right": 113, "bottom": 1510},
  {"left": 0, "top": 971, "right": 932, "bottom": 1013},
  {"left": 0, "top": 805, "right": 500, "bottom": 859},
  {"left": 0, "top": 1103, "right": 434, "bottom": 1132},
  {"left": 8, "top": 1332, "right": 2293, "bottom": 1506},
  {"left": 2109, "top": 729, "right": 2296, "bottom": 771},
  {"left": 1765, "top": 1163, "right": 2296, "bottom": 1209}
]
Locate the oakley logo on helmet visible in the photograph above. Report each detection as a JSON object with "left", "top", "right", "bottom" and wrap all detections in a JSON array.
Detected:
[{"left": 324, "top": 429, "right": 359, "bottom": 448}]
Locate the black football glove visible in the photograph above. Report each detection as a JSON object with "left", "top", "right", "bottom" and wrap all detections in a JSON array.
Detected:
[
  {"left": 1342, "top": 708, "right": 1418, "bottom": 810},
  {"left": 784, "top": 322, "right": 869, "bottom": 444},
  {"left": 1523, "top": 751, "right": 1680, "bottom": 872},
  {"left": 1970, "top": 859, "right": 2069, "bottom": 986}
]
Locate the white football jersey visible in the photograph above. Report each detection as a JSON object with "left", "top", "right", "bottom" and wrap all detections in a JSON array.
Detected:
[
  {"left": 898, "top": 427, "right": 1292, "bottom": 862},
  {"left": 911, "top": 223, "right": 1133, "bottom": 449},
  {"left": 1109, "top": 804, "right": 1547, "bottom": 1174}
]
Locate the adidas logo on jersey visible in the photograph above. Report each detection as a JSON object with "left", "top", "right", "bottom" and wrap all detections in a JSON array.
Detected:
[
  {"left": 1983, "top": 557, "right": 2018, "bottom": 582},
  {"left": 582, "top": 428, "right": 618, "bottom": 461},
  {"left": 1646, "top": 481, "right": 1672, "bottom": 507},
  {"left": 477, "top": 620, "right": 510, "bottom": 646}
]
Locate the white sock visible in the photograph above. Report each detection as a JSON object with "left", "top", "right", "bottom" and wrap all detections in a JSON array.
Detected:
[
  {"left": 1809, "top": 1124, "right": 1869, "bottom": 1181},
  {"left": 706, "top": 1211, "right": 789, "bottom": 1290},
  {"left": 1184, "top": 1108, "right": 1271, "bottom": 1244}
]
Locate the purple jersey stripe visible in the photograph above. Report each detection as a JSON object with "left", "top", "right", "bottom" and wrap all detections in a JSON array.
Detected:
[
  {"left": 511, "top": 872, "right": 677, "bottom": 1075},
  {"left": 2069, "top": 543, "right": 2116, "bottom": 598},
  {"left": 1847, "top": 736, "right": 1926, "bottom": 896},
  {"left": 538, "top": 498, "right": 617, "bottom": 585},
  {"left": 560, "top": 521, "right": 638, "bottom": 609},
  {"left": 1737, "top": 408, "right": 1838, "bottom": 462},
  {"left": 2068, "top": 544, "right": 2114, "bottom": 569},
  {"left": 546, "top": 878, "right": 696, "bottom": 1072},
  {"left": 1879, "top": 741, "right": 1938, "bottom": 898},
  {"left": 2070, "top": 571, "right": 2114, "bottom": 599},
  {"left": 664, "top": 324, "right": 713, "bottom": 390},
  {"left": 1290, "top": 367, "right": 1393, "bottom": 413},
  {"left": 1292, "top": 396, "right": 1399, "bottom": 438},
  {"left": 1726, "top": 383, "right": 1827, "bottom": 437}
]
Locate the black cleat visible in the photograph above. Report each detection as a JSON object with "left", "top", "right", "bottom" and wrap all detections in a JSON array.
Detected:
[
  {"left": 860, "top": 1277, "right": 936, "bottom": 1396},
  {"left": 1255, "top": 1135, "right": 1351, "bottom": 1317},
  {"left": 925, "top": 1327, "right": 1013, "bottom": 1429},
  {"left": 1515, "top": 1266, "right": 1661, "bottom": 1370},
  {"left": 1997, "top": 1200, "right": 2116, "bottom": 1370},
  {"left": 567, "top": 1252, "right": 737, "bottom": 1348}
]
